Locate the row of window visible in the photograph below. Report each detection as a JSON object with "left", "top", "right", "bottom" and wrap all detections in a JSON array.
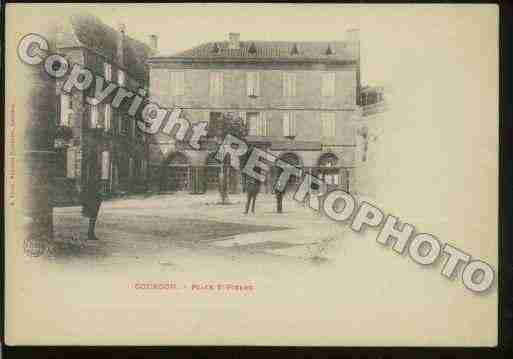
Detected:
[
  {"left": 60, "top": 93, "right": 142, "bottom": 140},
  {"left": 63, "top": 147, "right": 147, "bottom": 181},
  {"left": 100, "top": 151, "right": 147, "bottom": 181},
  {"left": 61, "top": 94, "right": 337, "bottom": 139},
  {"left": 164, "top": 71, "right": 339, "bottom": 98},
  {"left": 241, "top": 111, "right": 336, "bottom": 138}
]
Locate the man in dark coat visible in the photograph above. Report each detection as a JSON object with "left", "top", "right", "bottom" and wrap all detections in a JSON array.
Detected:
[
  {"left": 273, "top": 177, "right": 285, "bottom": 214},
  {"left": 82, "top": 178, "right": 103, "bottom": 240},
  {"left": 244, "top": 174, "right": 261, "bottom": 214}
]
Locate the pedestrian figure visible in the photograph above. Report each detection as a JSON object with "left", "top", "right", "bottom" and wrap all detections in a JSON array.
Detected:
[
  {"left": 273, "top": 177, "right": 285, "bottom": 213},
  {"left": 244, "top": 174, "right": 261, "bottom": 214},
  {"left": 82, "top": 177, "right": 103, "bottom": 240}
]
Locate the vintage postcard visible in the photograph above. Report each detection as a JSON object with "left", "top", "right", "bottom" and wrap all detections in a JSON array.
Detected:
[{"left": 4, "top": 3, "right": 499, "bottom": 346}]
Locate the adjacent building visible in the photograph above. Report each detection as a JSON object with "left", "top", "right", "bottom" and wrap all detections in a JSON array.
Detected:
[
  {"left": 51, "top": 13, "right": 155, "bottom": 205},
  {"left": 147, "top": 30, "right": 386, "bottom": 194}
]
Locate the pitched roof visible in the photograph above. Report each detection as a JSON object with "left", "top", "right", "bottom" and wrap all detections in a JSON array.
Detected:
[
  {"left": 57, "top": 13, "right": 153, "bottom": 83},
  {"left": 152, "top": 40, "right": 355, "bottom": 62}
]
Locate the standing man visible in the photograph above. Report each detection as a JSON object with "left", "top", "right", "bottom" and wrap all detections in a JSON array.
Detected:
[
  {"left": 82, "top": 176, "right": 103, "bottom": 240},
  {"left": 244, "top": 174, "right": 261, "bottom": 214},
  {"left": 273, "top": 177, "right": 285, "bottom": 214}
]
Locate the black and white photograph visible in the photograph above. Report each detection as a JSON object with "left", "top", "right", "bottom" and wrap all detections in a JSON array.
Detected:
[{"left": 4, "top": 3, "right": 499, "bottom": 347}]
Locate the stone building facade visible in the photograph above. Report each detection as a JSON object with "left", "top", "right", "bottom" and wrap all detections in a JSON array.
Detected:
[
  {"left": 147, "top": 30, "right": 385, "bottom": 195},
  {"left": 52, "top": 13, "right": 155, "bottom": 205}
]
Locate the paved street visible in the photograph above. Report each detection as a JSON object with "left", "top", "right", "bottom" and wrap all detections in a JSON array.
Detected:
[
  {"left": 17, "top": 191, "right": 495, "bottom": 346},
  {"left": 52, "top": 192, "right": 349, "bottom": 263}
]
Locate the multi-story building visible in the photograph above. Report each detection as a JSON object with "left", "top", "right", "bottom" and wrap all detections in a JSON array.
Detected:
[
  {"left": 352, "top": 85, "right": 388, "bottom": 198},
  {"left": 147, "top": 30, "right": 385, "bottom": 194},
  {"left": 52, "top": 13, "right": 155, "bottom": 205}
]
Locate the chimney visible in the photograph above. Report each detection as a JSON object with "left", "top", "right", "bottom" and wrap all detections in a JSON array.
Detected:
[
  {"left": 149, "top": 34, "right": 158, "bottom": 53},
  {"left": 346, "top": 28, "right": 360, "bottom": 58},
  {"left": 228, "top": 32, "right": 240, "bottom": 50},
  {"left": 117, "top": 22, "right": 126, "bottom": 67}
]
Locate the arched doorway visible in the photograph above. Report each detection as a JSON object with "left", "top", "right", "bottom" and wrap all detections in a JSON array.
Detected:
[
  {"left": 274, "top": 152, "right": 303, "bottom": 193},
  {"left": 317, "top": 152, "right": 340, "bottom": 187},
  {"left": 162, "top": 152, "right": 191, "bottom": 192}
]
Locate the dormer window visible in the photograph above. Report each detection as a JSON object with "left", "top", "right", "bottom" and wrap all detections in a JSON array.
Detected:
[
  {"left": 291, "top": 43, "right": 299, "bottom": 55},
  {"left": 248, "top": 42, "right": 257, "bottom": 54},
  {"left": 325, "top": 44, "right": 334, "bottom": 55}
]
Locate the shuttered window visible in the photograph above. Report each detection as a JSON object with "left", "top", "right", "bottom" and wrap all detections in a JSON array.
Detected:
[
  {"left": 60, "top": 94, "right": 72, "bottom": 126},
  {"left": 247, "top": 112, "right": 269, "bottom": 136},
  {"left": 101, "top": 151, "right": 110, "bottom": 180},
  {"left": 209, "top": 72, "right": 223, "bottom": 97},
  {"left": 283, "top": 72, "right": 297, "bottom": 97},
  {"left": 283, "top": 112, "right": 296, "bottom": 137},
  {"left": 321, "top": 72, "right": 336, "bottom": 97},
  {"left": 66, "top": 147, "right": 76, "bottom": 179},
  {"left": 246, "top": 72, "right": 260, "bottom": 97},
  {"left": 104, "top": 104, "right": 111, "bottom": 130},
  {"left": 257, "top": 113, "right": 269, "bottom": 136},
  {"left": 321, "top": 112, "right": 336, "bottom": 137},
  {"left": 90, "top": 105, "right": 99, "bottom": 128},
  {"left": 104, "top": 63, "right": 112, "bottom": 81}
]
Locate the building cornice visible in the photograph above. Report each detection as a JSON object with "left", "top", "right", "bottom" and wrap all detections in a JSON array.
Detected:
[{"left": 148, "top": 56, "right": 357, "bottom": 67}]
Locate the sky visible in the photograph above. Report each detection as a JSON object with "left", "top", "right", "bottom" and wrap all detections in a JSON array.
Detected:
[{"left": 40, "top": 3, "right": 419, "bottom": 86}]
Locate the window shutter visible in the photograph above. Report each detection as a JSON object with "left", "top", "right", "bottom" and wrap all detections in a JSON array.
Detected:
[
  {"left": 283, "top": 112, "right": 290, "bottom": 137},
  {"left": 60, "top": 94, "right": 73, "bottom": 126},
  {"left": 101, "top": 151, "right": 110, "bottom": 180},
  {"left": 262, "top": 113, "right": 268, "bottom": 136},
  {"left": 98, "top": 104, "right": 105, "bottom": 129},
  {"left": 246, "top": 72, "right": 253, "bottom": 96},
  {"left": 255, "top": 72, "right": 260, "bottom": 96},
  {"left": 104, "top": 104, "right": 111, "bottom": 130},
  {"left": 90, "top": 105, "right": 98, "bottom": 128},
  {"left": 291, "top": 112, "right": 296, "bottom": 136},
  {"left": 104, "top": 63, "right": 112, "bottom": 81},
  {"left": 265, "top": 113, "right": 269, "bottom": 136},
  {"left": 66, "top": 147, "right": 76, "bottom": 178},
  {"left": 322, "top": 73, "right": 335, "bottom": 97}
]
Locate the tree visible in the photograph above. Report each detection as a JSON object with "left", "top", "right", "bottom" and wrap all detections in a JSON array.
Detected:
[{"left": 211, "top": 112, "right": 248, "bottom": 204}]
